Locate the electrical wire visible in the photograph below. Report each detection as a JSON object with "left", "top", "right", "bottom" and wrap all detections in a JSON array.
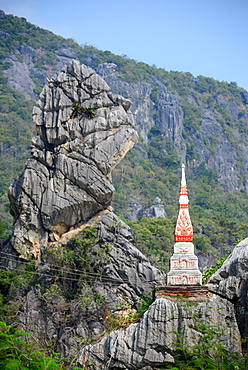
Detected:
[
  {"left": 0, "top": 251, "right": 166, "bottom": 327},
  {"left": 0, "top": 251, "right": 166, "bottom": 286}
]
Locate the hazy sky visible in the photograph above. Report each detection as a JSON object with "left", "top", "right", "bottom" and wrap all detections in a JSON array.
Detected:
[{"left": 1, "top": 0, "right": 248, "bottom": 90}]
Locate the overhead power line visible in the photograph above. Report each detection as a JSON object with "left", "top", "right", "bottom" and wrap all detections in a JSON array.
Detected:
[{"left": 0, "top": 251, "right": 166, "bottom": 287}]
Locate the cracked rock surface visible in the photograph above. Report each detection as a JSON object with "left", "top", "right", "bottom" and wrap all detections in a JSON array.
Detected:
[
  {"left": 8, "top": 60, "right": 138, "bottom": 258},
  {"left": 208, "top": 237, "right": 248, "bottom": 342},
  {"left": 79, "top": 296, "right": 241, "bottom": 369}
]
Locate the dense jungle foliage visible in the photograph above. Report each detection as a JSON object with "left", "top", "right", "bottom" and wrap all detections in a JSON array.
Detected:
[{"left": 1, "top": 11, "right": 248, "bottom": 267}]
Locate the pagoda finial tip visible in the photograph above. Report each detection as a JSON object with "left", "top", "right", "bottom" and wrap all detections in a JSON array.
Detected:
[{"left": 181, "top": 163, "right": 185, "bottom": 168}]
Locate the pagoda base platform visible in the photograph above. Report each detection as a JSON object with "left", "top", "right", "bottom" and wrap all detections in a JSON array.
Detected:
[{"left": 155, "top": 285, "right": 211, "bottom": 301}]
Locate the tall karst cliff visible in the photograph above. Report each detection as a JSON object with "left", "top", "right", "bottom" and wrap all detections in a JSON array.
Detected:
[{"left": 8, "top": 60, "right": 138, "bottom": 258}]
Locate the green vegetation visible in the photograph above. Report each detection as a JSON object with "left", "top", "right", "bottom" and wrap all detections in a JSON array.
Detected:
[
  {"left": 165, "top": 327, "right": 246, "bottom": 369},
  {"left": 0, "top": 321, "right": 63, "bottom": 369},
  {"left": 0, "top": 227, "right": 111, "bottom": 366},
  {"left": 202, "top": 254, "right": 230, "bottom": 284},
  {"left": 42, "top": 227, "right": 111, "bottom": 300},
  {"left": 0, "top": 13, "right": 66, "bottom": 65},
  {"left": 105, "top": 291, "right": 153, "bottom": 331},
  {"left": 1, "top": 12, "right": 248, "bottom": 369},
  {"left": 0, "top": 262, "right": 36, "bottom": 323},
  {"left": 113, "top": 149, "right": 248, "bottom": 269},
  {"left": 71, "top": 102, "right": 96, "bottom": 118},
  {"left": 164, "top": 304, "right": 246, "bottom": 369},
  {"left": 0, "top": 84, "right": 34, "bottom": 234},
  {"left": 124, "top": 217, "right": 174, "bottom": 271}
]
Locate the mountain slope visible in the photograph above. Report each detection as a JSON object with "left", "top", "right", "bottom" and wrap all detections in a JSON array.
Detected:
[{"left": 1, "top": 11, "right": 248, "bottom": 267}]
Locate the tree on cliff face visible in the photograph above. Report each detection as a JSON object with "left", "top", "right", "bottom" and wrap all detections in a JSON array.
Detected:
[{"left": 8, "top": 60, "right": 138, "bottom": 259}]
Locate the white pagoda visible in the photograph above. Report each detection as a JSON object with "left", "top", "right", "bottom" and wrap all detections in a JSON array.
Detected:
[{"left": 167, "top": 164, "right": 202, "bottom": 285}]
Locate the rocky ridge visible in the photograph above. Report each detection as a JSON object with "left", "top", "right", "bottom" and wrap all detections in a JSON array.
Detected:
[
  {"left": 8, "top": 60, "right": 138, "bottom": 258},
  {"left": 3, "top": 43, "right": 78, "bottom": 101},
  {"left": 75, "top": 210, "right": 248, "bottom": 370},
  {"left": 75, "top": 233, "right": 248, "bottom": 369},
  {"left": 2, "top": 12, "right": 248, "bottom": 233},
  {"left": 126, "top": 196, "right": 167, "bottom": 221},
  {"left": 3, "top": 60, "right": 168, "bottom": 362}
]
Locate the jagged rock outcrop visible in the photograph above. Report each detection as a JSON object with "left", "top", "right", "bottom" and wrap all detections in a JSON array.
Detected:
[
  {"left": 6, "top": 51, "right": 248, "bottom": 196},
  {"left": 126, "top": 195, "right": 144, "bottom": 221},
  {"left": 15, "top": 210, "right": 167, "bottom": 361},
  {"left": 78, "top": 295, "right": 241, "bottom": 369},
  {"left": 8, "top": 60, "right": 138, "bottom": 258},
  {"left": 93, "top": 211, "right": 167, "bottom": 305},
  {"left": 3, "top": 43, "right": 78, "bottom": 101},
  {"left": 208, "top": 237, "right": 248, "bottom": 344},
  {"left": 143, "top": 197, "right": 166, "bottom": 218},
  {"left": 126, "top": 196, "right": 166, "bottom": 221}
]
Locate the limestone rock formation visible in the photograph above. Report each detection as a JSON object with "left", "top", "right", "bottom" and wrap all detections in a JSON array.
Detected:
[
  {"left": 208, "top": 237, "right": 248, "bottom": 343},
  {"left": 78, "top": 295, "right": 241, "bottom": 369},
  {"left": 8, "top": 60, "right": 138, "bottom": 258},
  {"left": 93, "top": 211, "right": 167, "bottom": 305},
  {"left": 14, "top": 210, "right": 167, "bottom": 361},
  {"left": 126, "top": 196, "right": 167, "bottom": 221},
  {"left": 96, "top": 63, "right": 184, "bottom": 151},
  {"left": 126, "top": 195, "right": 145, "bottom": 221},
  {"left": 143, "top": 197, "right": 167, "bottom": 219},
  {"left": 3, "top": 41, "right": 78, "bottom": 101}
]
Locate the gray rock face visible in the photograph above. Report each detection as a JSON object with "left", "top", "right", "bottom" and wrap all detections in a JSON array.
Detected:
[
  {"left": 93, "top": 211, "right": 167, "bottom": 308},
  {"left": 208, "top": 237, "right": 248, "bottom": 342},
  {"left": 96, "top": 63, "right": 184, "bottom": 150},
  {"left": 143, "top": 197, "right": 166, "bottom": 218},
  {"left": 3, "top": 44, "right": 78, "bottom": 100},
  {"left": 95, "top": 62, "right": 248, "bottom": 195},
  {"left": 125, "top": 196, "right": 166, "bottom": 221},
  {"left": 8, "top": 60, "right": 138, "bottom": 258},
  {"left": 79, "top": 296, "right": 241, "bottom": 369},
  {"left": 14, "top": 210, "right": 167, "bottom": 361},
  {"left": 4, "top": 46, "right": 38, "bottom": 100},
  {"left": 3, "top": 27, "right": 248, "bottom": 198},
  {"left": 4, "top": 38, "right": 248, "bottom": 200},
  {"left": 126, "top": 195, "right": 144, "bottom": 221}
]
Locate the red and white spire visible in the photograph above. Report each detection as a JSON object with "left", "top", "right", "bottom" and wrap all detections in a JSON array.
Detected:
[{"left": 174, "top": 164, "right": 193, "bottom": 242}]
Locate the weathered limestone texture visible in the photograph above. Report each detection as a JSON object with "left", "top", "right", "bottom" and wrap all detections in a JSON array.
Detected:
[
  {"left": 143, "top": 197, "right": 166, "bottom": 218},
  {"left": 91, "top": 211, "right": 167, "bottom": 307},
  {"left": 8, "top": 60, "right": 138, "bottom": 258},
  {"left": 78, "top": 296, "right": 241, "bottom": 369},
  {"left": 208, "top": 237, "right": 248, "bottom": 343},
  {"left": 13, "top": 210, "right": 167, "bottom": 361}
]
